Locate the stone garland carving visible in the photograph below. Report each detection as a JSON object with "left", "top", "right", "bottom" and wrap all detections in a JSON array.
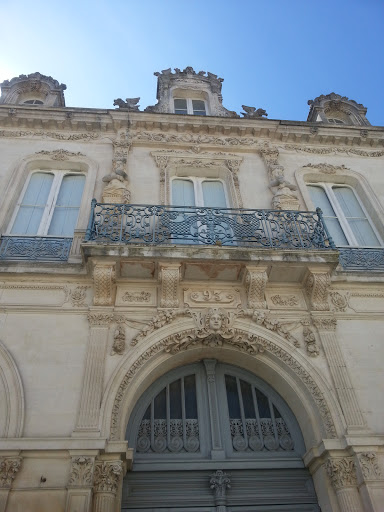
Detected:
[
  {"left": 0, "top": 457, "right": 22, "bottom": 489},
  {"left": 305, "top": 272, "right": 331, "bottom": 311},
  {"left": 68, "top": 456, "right": 94, "bottom": 487},
  {"left": 0, "top": 130, "right": 100, "bottom": 140},
  {"left": 302, "top": 322, "right": 320, "bottom": 357},
  {"left": 238, "top": 309, "right": 300, "bottom": 347},
  {"left": 325, "top": 457, "right": 358, "bottom": 490},
  {"left": 111, "top": 325, "right": 126, "bottom": 355},
  {"left": 357, "top": 452, "right": 382, "bottom": 480},
  {"left": 312, "top": 317, "right": 337, "bottom": 331},
  {"left": 330, "top": 291, "right": 348, "bottom": 312},
  {"left": 210, "top": 470, "right": 231, "bottom": 505},
  {"left": 35, "top": 149, "right": 85, "bottom": 160},
  {"left": 159, "top": 266, "right": 180, "bottom": 308},
  {"left": 244, "top": 268, "right": 268, "bottom": 309},
  {"left": 137, "top": 131, "right": 262, "bottom": 147},
  {"left": 93, "top": 460, "right": 123, "bottom": 494},
  {"left": 131, "top": 309, "right": 192, "bottom": 346},
  {"left": 303, "top": 163, "right": 350, "bottom": 174},
  {"left": 93, "top": 263, "right": 116, "bottom": 307},
  {"left": 88, "top": 312, "right": 115, "bottom": 327},
  {"left": 283, "top": 144, "right": 384, "bottom": 158},
  {"left": 122, "top": 291, "right": 151, "bottom": 303},
  {"left": 110, "top": 320, "right": 337, "bottom": 439},
  {"left": 270, "top": 295, "right": 299, "bottom": 307}
]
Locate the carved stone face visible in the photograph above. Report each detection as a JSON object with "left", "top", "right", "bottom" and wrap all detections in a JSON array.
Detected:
[{"left": 209, "top": 312, "right": 222, "bottom": 331}]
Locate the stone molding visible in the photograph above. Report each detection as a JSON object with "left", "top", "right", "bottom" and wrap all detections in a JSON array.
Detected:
[
  {"left": 303, "top": 162, "right": 350, "bottom": 174},
  {"left": 304, "top": 270, "right": 331, "bottom": 311},
  {"left": 325, "top": 457, "right": 358, "bottom": 490},
  {"left": 110, "top": 317, "right": 337, "bottom": 440},
  {"left": 88, "top": 312, "right": 114, "bottom": 327},
  {"left": 243, "top": 266, "right": 268, "bottom": 309},
  {"left": 159, "top": 265, "right": 180, "bottom": 308},
  {"left": 93, "top": 262, "right": 116, "bottom": 306},
  {"left": 283, "top": 144, "right": 384, "bottom": 157},
  {"left": 93, "top": 460, "right": 123, "bottom": 494},
  {"left": 68, "top": 456, "right": 95, "bottom": 487},
  {"left": 0, "top": 457, "right": 22, "bottom": 489}
]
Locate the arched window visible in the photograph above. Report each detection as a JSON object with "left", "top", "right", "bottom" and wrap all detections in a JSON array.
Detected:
[
  {"left": 8, "top": 171, "right": 85, "bottom": 237},
  {"left": 23, "top": 99, "right": 44, "bottom": 105},
  {"left": 123, "top": 362, "right": 319, "bottom": 511},
  {"left": 308, "top": 183, "right": 382, "bottom": 247}
]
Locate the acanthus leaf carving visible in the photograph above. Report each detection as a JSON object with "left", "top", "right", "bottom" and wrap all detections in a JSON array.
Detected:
[
  {"left": 88, "top": 312, "right": 114, "bottom": 327},
  {"left": 0, "top": 457, "right": 22, "bottom": 489},
  {"left": 93, "top": 460, "right": 123, "bottom": 494},
  {"left": 312, "top": 316, "right": 337, "bottom": 331},
  {"left": 357, "top": 452, "right": 382, "bottom": 481},
  {"left": 325, "top": 457, "right": 358, "bottom": 490},
  {"left": 68, "top": 456, "right": 94, "bottom": 487},
  {"left": 210, "top": 469, "right": 231, "bottom": 505}
]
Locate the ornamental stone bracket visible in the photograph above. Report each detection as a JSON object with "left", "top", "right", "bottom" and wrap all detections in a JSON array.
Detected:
[
  {"left": 93, "top": 262, "right": 116, "bottom": 306},
  {"left": 0, "top": 457, "right": 22, "bottom": 512},
  {"left": 159, "top": 264, "right": 181, "bottom": 308},
  {"left": 325, "top": 456, "right": 363, "bottom": 512},
  {"left": 93, "top": 460, "right": 124, "bottom": 512},
  {"left": 243, "top": 266, "right": 268, "bottom": 309},
  {"left": 304, "top": 268, "right": 331, "bottom": 311}
]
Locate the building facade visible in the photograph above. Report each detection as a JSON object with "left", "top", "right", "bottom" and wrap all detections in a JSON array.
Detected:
[{"left": 0, "top": 68, "right": 383, "bottom": 512}]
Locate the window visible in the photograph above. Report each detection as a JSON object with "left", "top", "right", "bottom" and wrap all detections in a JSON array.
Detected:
[
  {"left": 308, "top": 184, "right": 381, "bottom": 247},
  {"left": 9, "top": 171, "right": 85, "bottom": 237},
  {"left": 174, "top": 98, "right": 206, "bottom": 116},
  {"left": 327, "top": 118, "right": 345, "bottom": 124},
  {"left": 172, "top": 177, "right": 227, "bottom": 207},
  {"left": 23, "top": 99, "right": 44, "bottom": 105}
]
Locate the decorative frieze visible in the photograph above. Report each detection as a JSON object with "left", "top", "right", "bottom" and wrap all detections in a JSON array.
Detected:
[
  {"left": 312, "top": 316, "right": 337, "bottom": 331},
  {"left": 243, "top": 267, "right": 268, "bottom": 309},
  {"left": 159, "top": 265, "right": 180, "bottom": 308},
  {"left": 304, "top": 270, "right": 331, "bottom": 311},
  {"left": 184, "top": 288, "right": 241, "bottom": 308},
  {"left": 283, "top": 144, "right": 384, "bottom": 157},
  {"left": 35, "top": 149, "right": 85, "bottom": 160},
  {"left": 88, "top": 312, "right": 114, "bottom": 327},
  {"left": 93, "top": 262, "right": 116, "bottom": 306},
  {"left": 116, "top": 286, "right": 156, "bottom": 307},
  {"left": 0, "top": 457, "right": 22, "bottom": 489},
  {"left": 0, "top": 129, "right": 100, "bottom": 140},
  {"left": 68, "top": 456, "right": 94, "bottom": 487},
  {"left": 303, "top": 162, "right": 350, "bottom": 174}
]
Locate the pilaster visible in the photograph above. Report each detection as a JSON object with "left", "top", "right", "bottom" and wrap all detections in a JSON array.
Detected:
[
  {"left": 325, "top": 456, "right": 363, "bottom": 512},
  {"left": 355, "top": 452, "right": 383, "bottom": 512},
  {"left": 159, "top": 264, "right": 180, "bottom": 308},
  {"left": 312, "top": 314, "right": 366, "bottom": 431},
  {"left": 93, "top": 460, "right": 123, "bottom": 512},
  {"left": 243, "top": 266, "right": 268, "bottom": 309},
  {"left": 74, "top": 311, "right": 114, "bottom": 434},
  {"left": 66, "top": 455, "right": 95, "bottom": 512},
  {"left": 203, "top": 360, "right": 225, "bottom": 458},
  {"left": 0, "top": 457, "right": 22, "bottom": 512}
]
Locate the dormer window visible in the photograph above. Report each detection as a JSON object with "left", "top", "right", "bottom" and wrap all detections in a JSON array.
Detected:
[
  {"left": 23, "top": 99, "right": 44, "bottom": 105},
  {"left": 174, "top": 98, "right": 206, "bottom": 116}
]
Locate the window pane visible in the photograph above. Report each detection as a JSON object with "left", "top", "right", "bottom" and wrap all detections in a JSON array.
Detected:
[
  {"left": 308, "top": 185, "right": 348, "bottom": 245},
  {"left": 240, "top": 379, "right": 255, "bottom": 418},
  {"left": 225, "top": 375, "right": 241, "bottom": 418},
  {"left": 334, "top": 187, "right": 380, "bottom": 246},
  {"left": 11, "top": 172, "right": 54, "bottom": 235},
  {"left": 174, "top": 99, "right": 188, "bottom": 114},
  {"left": 48, "top": 175, "right": 85, "bottom": 236},
  {"left": 172, "top": 179, "right": 195, "bottom": 206},
  {"left": 255, "top": 389, "right": 271, "bottom": 419},
  {"left": 154, "top": 388, "right": 166, "bottom": 419},
  {"left": 192, "top": 100, "right": 206, "bottom": 115},
  {"left": 202, "top": 181, "right": 226, "bottom": 207},
  {"left": 184, "top": 375, "right": 197, "bottom": 419},
  {"left": 170, "top": 379, "right": 182, "bottom": 419}
]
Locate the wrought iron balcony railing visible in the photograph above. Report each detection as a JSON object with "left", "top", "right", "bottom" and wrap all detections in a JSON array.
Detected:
[{"left": 84, "top": 200, "right": 336, "bottom": 250}]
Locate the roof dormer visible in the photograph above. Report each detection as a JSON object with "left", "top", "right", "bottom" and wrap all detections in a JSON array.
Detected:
[
  {"left": 307, "top": 92, "right": 370, "bottom": 126},
  {"left": 0, "top": 72, "right": 66, "bottom": 107},
  {"left": 145, "top": 67, "right": 237, "bottom": 117}
]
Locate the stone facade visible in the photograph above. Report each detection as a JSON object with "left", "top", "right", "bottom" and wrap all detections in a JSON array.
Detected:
[{"left": 0, "top": 68, "right": 383, "bottom": 511}]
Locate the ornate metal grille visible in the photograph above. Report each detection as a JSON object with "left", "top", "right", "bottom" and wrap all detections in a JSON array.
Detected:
[
  {"left": 0, "top": 236, "right": 72, "bottom": 262},
  {"left": 339, "top": 247, "right": 384, "bottom": 271},
  {"left": 85, "top": 200, "right": 335, "bottom": 249}
]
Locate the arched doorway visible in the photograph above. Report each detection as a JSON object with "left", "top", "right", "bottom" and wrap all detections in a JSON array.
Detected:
[{"left": 123, "top": 360, "right": 320, "bottom": 511}]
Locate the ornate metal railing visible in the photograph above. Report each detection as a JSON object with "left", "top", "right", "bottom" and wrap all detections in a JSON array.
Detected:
[
  {"left": 339, "top": 247, "right": 384, "bottom": 271},
  {"left": 84, "top": 200, "right": 336, "bottom": 250},
  {"left": 0, "top": 236, "right": 72, "bottom": 262}
]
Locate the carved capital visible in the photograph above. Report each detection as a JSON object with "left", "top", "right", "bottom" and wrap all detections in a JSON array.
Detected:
[
  {"left": 325, "top": 457, "right": 358, "bottom": 490},
  {"left": 304, "top": 270, "right": 330, "bottom": 311},
  {"left": 93, "top": 262, "right": 116, "bottom": 306},
  {"left": 312, "top": 315, "right": 337, "bottom": 331},
  {"left": 93, "top": 460, "right": 123, "bottom": 494},
  {"left": 357, "top": 452, "right": 382, "bottom": 481},
  {"left": 159, "top": 265, "right": 180, "bottom": 308},
  {"left": 243, "top": 266, "right": 268, "bottom": 309},
  {"left": 0, "top": 457, "right": 22, "bottom": 489},
  {"left": 210, "top": 470, "right": 231, "bottom": 505},
  {"left": 88, "top": 312, "right": 114, "bottom": 327},
  {"left": 68, "top": 456, "right": 95, "bottom": 487}
]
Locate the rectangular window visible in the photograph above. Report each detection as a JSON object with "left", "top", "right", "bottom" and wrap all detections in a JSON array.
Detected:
[{"left": 174, "top": 99, "right": 207, "bottom": 116}]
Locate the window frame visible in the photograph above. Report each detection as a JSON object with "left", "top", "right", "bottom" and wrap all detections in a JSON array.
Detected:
[
  {"left": 170, "top": 176, "right": 229, "bottom": 208},
  {"left": 6, "top": 169, "right": 86, "bottom": 237},
  {"left": 173, "top": 98, "right": 207, "bottom": 116},
  {"left": 307, "top": 182, "right": 383, "bottom": 248}
]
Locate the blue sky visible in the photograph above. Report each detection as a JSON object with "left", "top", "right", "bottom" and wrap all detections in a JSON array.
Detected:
[{"left": 1, "top": 0, "right": 383, "bottom": 125}]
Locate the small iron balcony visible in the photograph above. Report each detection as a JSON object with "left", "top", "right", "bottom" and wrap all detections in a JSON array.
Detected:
[{"left": 84, "top": 200, "right": 335, "bottom": 250}]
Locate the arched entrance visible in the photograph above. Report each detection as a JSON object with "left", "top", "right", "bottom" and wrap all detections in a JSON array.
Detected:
[{"left": 122, "top": 360, "right": 320, "bottom": 511}]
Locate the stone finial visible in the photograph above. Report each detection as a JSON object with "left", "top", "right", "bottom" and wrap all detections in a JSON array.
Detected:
[
  {"left": 241, "top": 105, "right": 268, "bottom": 118},
  {"left": 113, "top": 97, "right": 140, "bottom": 111}
]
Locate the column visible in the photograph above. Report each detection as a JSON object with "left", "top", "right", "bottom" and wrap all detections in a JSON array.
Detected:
[
  {"left": 312, "top": 314, "right": 366, "bottom": 431},
  {"left": 325, "top": 456, "right": 363, "bottom": 512},
  {"left": 66, "top": 455, "right": 95, "bottom": 512},
  {"left": 0, "top": 457, "right": 22, "bottom": 512},
  {"left": 74, "top": 311, "right": 114, "bottom": 433},
  {"left": 93, "top": 460, "right": 123, "bottom": 512}
]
